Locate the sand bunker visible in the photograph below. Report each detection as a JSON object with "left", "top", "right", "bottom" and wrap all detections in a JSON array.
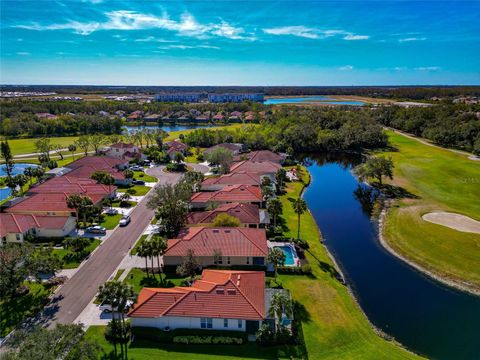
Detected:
[{"left": 422, "top": 212, "right": 480, "bottom": 234}]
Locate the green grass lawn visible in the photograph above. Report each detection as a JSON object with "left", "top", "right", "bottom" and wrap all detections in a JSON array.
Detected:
[
  {"left": 276, "top": 167, "right": 421, "bottom": 359},
  {"left": 113, "top": 269, "right": 125, "bottom": 281},
  {"left": 0, "top": 282, "right": 51, "bottom": 337},
  {"left": 8, "top": 136, "right": 80, "bottom": 156},
  {"left": 109, "top": 199, "right": 137, "bottom": 208},
  {"left": 117, "top": 185, "right": 151, "bottom": 196},
  {"left": 164, "top": 124, "right": 244, "bottom": 142},
  {"left": 100, "top": 214, "right": 123, "bottom": 230},
  {"left": 380, "top": 131, "right": 480, "bottom": 291},
  {"left": 85, "top": 325, "right": 301, "bottom": 360},
  {"left": 53, "top": 239, "right": 101, "bottom": 269},
  {"left": 122, "top": 268, "right": 186, "bottom": 293},
  {"left": 133, "top": 171, "right": 157, "bottom": 183}
]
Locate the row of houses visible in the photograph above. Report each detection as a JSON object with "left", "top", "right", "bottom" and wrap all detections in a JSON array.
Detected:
[
  {"left": 127, "top": 110, "right": 266, "bottom": 123},
  {"left": 128, "top": 149, "right": 290, "bottom": 334},
  {"left": 0, "top": 156, "right": 130, "bottom": 244}
]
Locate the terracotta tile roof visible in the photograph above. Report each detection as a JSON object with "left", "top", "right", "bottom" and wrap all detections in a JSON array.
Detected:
[
  {"left": 0, "top": 214, "right": 71, "bottom": 237},
  {"left": 186, "top": 203, "right": 260, "bottom": 225},
  {"left": 202, "top": 172, "right": 262, "bottom": 187},
  {"left": 165, "top": 140, "right": 188, "bottom": 154},
  {"left": 190, "top": 185, "right": 262, "bottom": 204},
  {"left": 230, "top": 160, "right": 281, "bottom": 175},
  {"left": 245, "top": 150, "right": 285, "bottom": 163},
  {"left": 5, "top": 193, "right": 78, "bottom": 213},
  {"left": 165, "top": 227, "right": 268, "bottom": 257},
  {"left": 29, "top": 176, "right": 113, "bottom": 196},
  {"left": 129, "top": 270, "right": 265, "bottom": 320},
  {"left": 66, "top": 156, "right": 126, "bottom": 171}
]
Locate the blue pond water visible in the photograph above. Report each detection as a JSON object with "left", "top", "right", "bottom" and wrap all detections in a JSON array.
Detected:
[
  {"left": 0, "top": 163, "right": 38, "bottom": 177},
  {"left": 303, "top": 154, "right": 480, "bottom": 360},
  {"left": 264, "top": 96, "right": 365, "bottom": 106},
  {"left": 275, "top": 245, "right": 295, "bottom": 266}
]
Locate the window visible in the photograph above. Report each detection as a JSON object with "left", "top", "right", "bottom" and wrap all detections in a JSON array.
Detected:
[
  {"left": 237, "top": 320, "right": 242, "bottom": 329},
  {"left": 201, "top": 318, "right": 213, "bottom": 329},
  {"left": 227, "top": 256, "right": 231, "bottom": 265},
  {"left": 224, "top": 319, "right": 228, "bottom": 328},
  {"left": 246, "top": 257, "right": 250, "bottom": 265},
  {"left": 16, "top": 234, "right": 21, "bottom": 241}
]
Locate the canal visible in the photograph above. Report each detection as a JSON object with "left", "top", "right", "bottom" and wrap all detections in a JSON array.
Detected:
[{"left": 303, "top": 154, "right": 480, "bottom": 360}]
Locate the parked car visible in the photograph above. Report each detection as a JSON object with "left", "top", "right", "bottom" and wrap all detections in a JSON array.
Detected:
[
  {"left": 99, "top": 299, "right": 134, "bottom": 313},
  {"left": 132, "top": 180, "right": 145, "bottom": 185},
  {"left": 119, "top": 215, "right": 131, "bottom": 227},
  {"left": 86, "top": 225, "right": 107, "bottom": 235},
  {"left": 105, "top": 208, "right": 119, "bottom": 215},
  {"left": 129, "top": 165, "right": 144, "bottom": 172}
]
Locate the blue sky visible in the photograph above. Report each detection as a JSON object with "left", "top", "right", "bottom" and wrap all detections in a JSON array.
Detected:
[{"left": 1, "top": 0, "right": 479, "bottom": 85}]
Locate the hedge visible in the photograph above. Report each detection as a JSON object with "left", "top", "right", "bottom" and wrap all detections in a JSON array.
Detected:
[
  {"left": 132, "top": 327, "right": 247, "bottom": 344},
  {"left": 173, "top": 335, "right": 243, "bottom": 345}
]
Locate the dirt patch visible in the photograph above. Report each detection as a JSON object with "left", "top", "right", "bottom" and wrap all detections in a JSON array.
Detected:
[{"left": 422, "top": 212, "right": 480, "bottom": 234}]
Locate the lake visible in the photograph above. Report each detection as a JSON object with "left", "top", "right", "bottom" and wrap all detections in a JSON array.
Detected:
[
  {"left": 303, "top": 154, "right": 480, "bottom": 360},
  {"left": 264, "top": 96, "right": 365, "bottom": 106}
]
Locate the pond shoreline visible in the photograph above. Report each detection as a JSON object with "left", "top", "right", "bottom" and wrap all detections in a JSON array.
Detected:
[{"left": 378, "top": 202, "right": 480, "bottom": 297}]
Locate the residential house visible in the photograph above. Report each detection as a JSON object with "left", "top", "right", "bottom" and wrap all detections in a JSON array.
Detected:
[
  {"left": 105, "top": 142, "right": 145, "bottom": 162},
  {"left": 233, "top": 150, "right": 285, "bottom": 164},
  {"left": 164, "top": 140, "right": 188, "bottom": 159},
  {"left": 163, "top": 227, "right": 268, "bottom": 267},
  {"left": 186, "top": 202, "right": 269, "bottom": 228},
  {"left": 0, "top": 213, "right": 76, "bottom": 244},
  {"left": 201, "top": 172, "right": 271, "bottom": 191},
  {"left": 128, "top": 269, "right": 266, "bottom": 333},
  {"left": 203, "top": 143, "right": 246, "bottom": 157},
  {"left": 144, "top": 114, "right": 161, "bottom": 122},
  {"left": 127, "top": 111, "right": 144, "bottom": 122},
  {"left": 212, "top": 113, "right": 224, "bottom": 122},
  {"left": 190, "top": 184, "right": 263, "bottom": 209},
  {"left": 230, "top": 160, "right": 282, "bottom": 176}
]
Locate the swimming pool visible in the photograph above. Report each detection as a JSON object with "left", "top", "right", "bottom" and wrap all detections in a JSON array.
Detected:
[{"left": 275, "top": 245, "right": 296, "bottom": 266}]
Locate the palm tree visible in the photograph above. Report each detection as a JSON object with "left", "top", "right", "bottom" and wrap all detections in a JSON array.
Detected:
[
  {"left": 68, "top": 144, "right": 77, "bottom": 160},
  {"left": 66, "top": 194, "right": 92, "bottom": 229},
  {"left": 136, "top": 241, "right": 151, "bottom": 277},
  {"left": 267, "top": 248, "right": 286, "bottom": 280},
  {"left": 23, "top": 166, "right": 35, "bottom": 185},
  {"left": 267, "top": 198, "right": 283, "bottom": 228},
  {"left": 292, "top": 197, "right": 307, "bottom": 240},
  {"left": 150, "top": 235, "right": 168, "bottom": 283},
  {"left": 268, "top": 292, "right": 293, "bottom": 332}
]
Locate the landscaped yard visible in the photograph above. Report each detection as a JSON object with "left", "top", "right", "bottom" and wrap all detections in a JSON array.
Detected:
[
  {"left": 0, "top": 282, "right": 52, "bottom": 337},
  {"left": 100, "top": 214, "right": 123, "bottom": 230},
  {"left": 117, "top": 184, "right": 151, "bottom": 196},
  {"left": 276, "top": 167, "right": 421, "bottom": 359},
  {"left": 53, "top": 239, "right": 101, "bottom": 269},
  {"left": 380, "top": 131, "right": 480, "bottom": 292},
  {"left": 133, "top": 171, "right": 157, "bottom": 183},
  {"left": 130, "top": 234, "right": 148, "bottom": 255},
  {"left": 85, "top": 325, "right": 302, "bottom": 360},
  {"left": 122, "top": 268, "right": 186, "bottom": 293}
]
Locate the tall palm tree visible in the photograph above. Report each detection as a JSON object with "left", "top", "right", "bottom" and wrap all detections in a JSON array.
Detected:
[
  {"left": 268, "top": 292, "right": 293, "bottom": 331},
  {"left": 267, "top": 198, "right": 283, "bottom": 228},
  {"left": 68, "top": 144, "right": 77, "bottom": 160},
  {"left": 150, "top": 235, "right": 168, "bottom": 283},
  {"left": 267, "top": 248, "right": 286, "bottom": 280},
  {"left": 292, "top": 197, "right": 307, "bottom": 240},
  {"left": 136, "top": 241, "right": 151, "bottom": 277}
]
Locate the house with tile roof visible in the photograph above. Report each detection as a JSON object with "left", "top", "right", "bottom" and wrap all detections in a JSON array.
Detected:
[
  {"left": 203, "top": 143, "right": 246, "bottom": 157},
  {"left": 0, "top": 213, "right": 75, "bottom": 244},
  {"left": 186, "top": 203, "right": 269, "bottom": 228},
  {"left": 164, "top": 140, "right": 188, "bottom": 159},
  {"left": 128, "top": 269, "right": 266, "bottom": 333},
  {"left": 230, "top": 160, "right": 282, "bottom": 176},
  {"left": 105, "top": 142, "right": 145, "bottom": 162},
  {"left": 190, "top": 184, "right": 263, "bottom": 209},
  {"left": 163, "top": 227, "right": 268, "bottom": 267},
  {"left": 234, "top": 150, "right": 286, "bottom": 164},
  {"left": 201, "top": 172, "right": 273, "bottom": 191}
]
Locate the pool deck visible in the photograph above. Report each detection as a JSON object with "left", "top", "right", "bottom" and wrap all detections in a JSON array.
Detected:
[{"left": 267, "top": 241, "right": 301, "bottom": 267}]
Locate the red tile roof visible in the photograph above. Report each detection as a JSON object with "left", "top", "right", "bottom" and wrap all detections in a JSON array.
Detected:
[
  {"left": 128, "top": 269, "right": 265, "bottom": 320},
  {"left": 230, "top": 160, "right": 281, "bottom": 174},
  {"left": 186, "top": 203, "right": 260, "bottom": 225},
  {"left": 5, "top": 193, "right": 86, "bottom": 213},
  {"left": 28, "top": 176, "right": 113, "bottom": 196},
  {"left": 190, "top": 185, "right": 262, "bottom": 204},
  {"left": 0, "top": 213, "right": 71, "bottom": 237},
  {"left": 202, "top": 172, "right": 263, "bottom": 187},
  {"left": 165, "top": 227, "right": 267, "bottom": 257},
  {"left": 165, "top": 140, "right": 188, "bottom": 154}
]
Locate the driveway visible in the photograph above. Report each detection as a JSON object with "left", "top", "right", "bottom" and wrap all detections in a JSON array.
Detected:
[{"left": 41, "top": 165, "right": 184, "bottom": 327}]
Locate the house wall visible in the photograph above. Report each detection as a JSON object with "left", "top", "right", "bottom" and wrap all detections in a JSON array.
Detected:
[
  {"left": 2, "top": 232, "right": 25, "bottom": 244},
  {"left": 163, "top": 255, "right": 265, "bottom": 267},
  {"left": 130, "top": 316, "right": 251, "bottom": 331},
  {"left": 36, "top": 217, "right": 76, "bottom": 237}
]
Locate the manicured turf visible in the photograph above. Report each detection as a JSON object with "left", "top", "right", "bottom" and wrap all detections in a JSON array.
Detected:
[
  {"left": 164, "top": 124, "right": 245, "bottom": 142},
  {"left": 0, "top": 282, "right": 51, "bottom": 337},
  {"left": 277, "top": 167, "right": 421, "bottom": 359},
  {"left": 133, "top": 171, "right": 157, "bottom": 183},
  {"left": 8, "top": 136, "right": 80, "bottom": 155},
  {"left": 117, "top": 184, "right": 151, "bottom": 196},
  {"left": 122, "top": 268, "right": 187, "bottom": 293},
  {"left": 113, "top": 269, "right": 125, "bottom": 281},
  {"left": 100, "top": 214, "right": 123, "bottom": 230},
  {"left": 380, "top": 131, "right": 480, "bottom": 291},
  {"left": 53, "top": 239, "right": 101, "bottom": 269},
  {"left": 85, "top": 325, "right": 303, "bottom": 359},
  {"left": 130, "top": 234, "right": 148, "bottom": 255}
]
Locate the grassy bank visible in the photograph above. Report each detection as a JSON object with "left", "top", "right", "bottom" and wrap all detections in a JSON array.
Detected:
[
  {"left": 380, "top": 131, "right": 480, "bottom": 292},
  {"left": 276, "top": 167, "right": 420, "bottom": 359},
  {"left": 7, "top": 136, "right": 80, "bottom": 156}
]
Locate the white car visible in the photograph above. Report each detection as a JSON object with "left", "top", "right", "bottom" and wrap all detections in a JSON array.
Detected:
[
  {"left": 99, "top": 300, "right": 134, "bottom": 313},
  {"left": 105, "top": 208, "right": 118, "bottom": 215},
  {"left": 119, "top": 215, "right": 131, "bottom": 227}
]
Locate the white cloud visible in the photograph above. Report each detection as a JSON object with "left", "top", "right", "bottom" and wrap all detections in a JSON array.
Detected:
[
  {"left": 15, "top": 10, "right": 251, "bottom": 41},
  {"left": 398, "top": 37, "right": 427, "bottom": 42},
  {"left": 134, "top": 36, "right": 175, "bottom": 43},
  {"left": 338, "top": 65, "right": 354, "bottom": 71},
  {"left": 159, "top": 44, "right": 220, "bottom": 50},
  {"left": 263, "top": 26, "right": 369, "bottom": 41},
  {"left": 343, "top": 34, "right": 369, "bottom": 41},
  {"left": 263, "top": 26, "right": 320, "bottom": 39},
  {"left": 415, "top": 66, "right": 441, "bottom": 71},
  {"left": 17, "top": 52, "right": 30, "bottom": 56}
]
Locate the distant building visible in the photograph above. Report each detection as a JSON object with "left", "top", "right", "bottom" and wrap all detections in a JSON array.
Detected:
[
  {"left": 208, "top": 93, "right": 264, "bottom": 103},
  {"left": 105, "top": 142, "right": 145, "bottom": 162},
  {"left": 155, "top": 93, "right": 201, "bottom": 103},
  {"left": 164, "top": 140, "right": 188, "bottom": 159}
]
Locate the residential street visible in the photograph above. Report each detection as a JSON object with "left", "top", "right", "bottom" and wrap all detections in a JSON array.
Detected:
[{"left": 43, "top": 164, "right": 206, "bottom": 327}]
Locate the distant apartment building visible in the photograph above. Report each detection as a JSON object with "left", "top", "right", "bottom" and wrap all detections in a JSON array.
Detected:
[
  {"left": 208, "top": 93, "right": 264, "bottom": 103},
  {"left": 155, "top": 93, "right": 201, "bottom": 103}
]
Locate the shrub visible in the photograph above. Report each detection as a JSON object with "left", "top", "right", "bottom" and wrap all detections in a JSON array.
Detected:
[
  {"left": 301, "top": 263, "right": 312, "bottom": 274},
  {"left": 292, "top": 238, "right": 309, "bottom": 249},
  {"left": 173, "top": 335, "right": 243, "bottom": 345}
]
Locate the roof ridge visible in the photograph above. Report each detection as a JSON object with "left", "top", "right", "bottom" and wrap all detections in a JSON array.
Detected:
[
  {"left": 161, "top": 289, "right": 196, "bottom": 316},
  {"left": 10, "top": 214, "right": 21, "bottom": 233},
  {"left": 237, "top": 228, "right": 267, "bottom": 255},
  {"left": 229, "top": 277, "right": 264, "bottom": 319}
]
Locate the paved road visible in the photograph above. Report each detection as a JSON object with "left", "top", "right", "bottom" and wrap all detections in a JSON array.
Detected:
[{"left": 44, "top": 166, "right": 192, "bottom": 327}]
